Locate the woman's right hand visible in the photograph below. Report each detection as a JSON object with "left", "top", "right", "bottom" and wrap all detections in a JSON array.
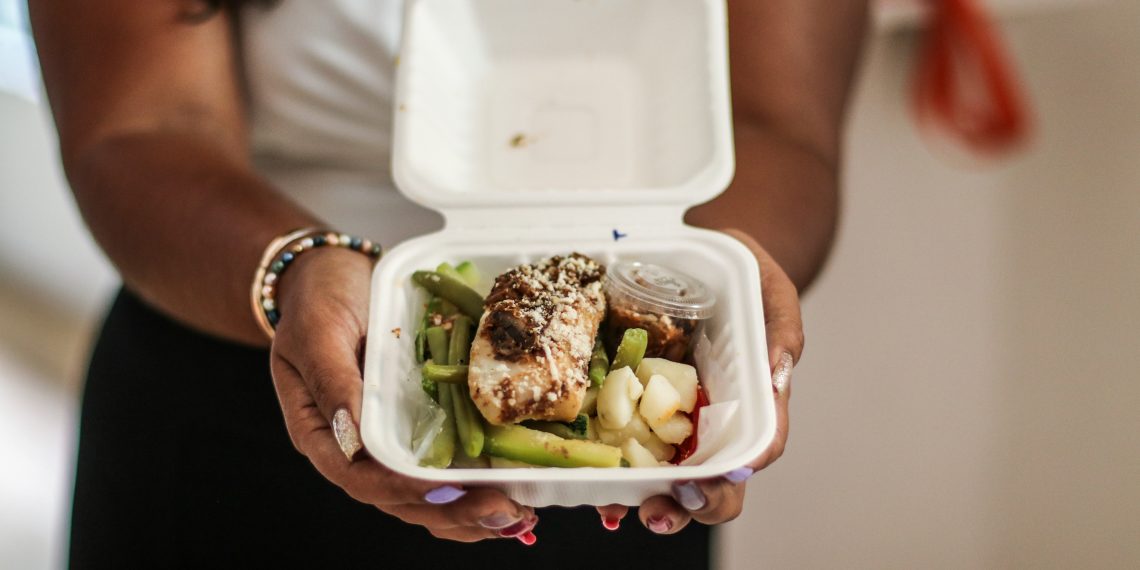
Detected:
[{"left": 267, "top": 246, "right": 538, "bottom": 543}]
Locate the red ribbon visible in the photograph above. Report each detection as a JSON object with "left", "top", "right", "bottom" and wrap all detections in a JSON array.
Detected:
[{"left": 913, "top": 0, "right": 1033, "bottom": 154}]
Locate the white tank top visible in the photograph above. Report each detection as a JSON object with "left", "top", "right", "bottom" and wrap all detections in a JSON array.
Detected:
[{"left": 241, "top": 0, "right": 444, "bottom": 247}]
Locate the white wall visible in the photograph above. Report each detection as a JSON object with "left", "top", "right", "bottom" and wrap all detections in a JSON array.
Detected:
[{"left": 721, "top": 2, "right": 1140, "bottom": 568}]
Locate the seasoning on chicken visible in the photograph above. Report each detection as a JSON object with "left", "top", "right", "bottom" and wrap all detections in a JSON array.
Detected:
[{"left": 468, "top": 254, "right": 606, "bottom": 425}]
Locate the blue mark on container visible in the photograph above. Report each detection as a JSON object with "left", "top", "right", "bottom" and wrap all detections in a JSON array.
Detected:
[{"left": 612, "top": 229, "right": 628, "bottom": 242}]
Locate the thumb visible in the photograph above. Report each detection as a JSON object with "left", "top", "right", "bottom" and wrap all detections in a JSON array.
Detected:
[
  {"left": 722, "top": 228, "right": 805, "bottom": 367},
  {"left": 273, "top": 316, "right": 367, "bottom": 459}
]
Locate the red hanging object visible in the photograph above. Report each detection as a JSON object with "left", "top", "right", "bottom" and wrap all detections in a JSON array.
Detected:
[{"left": 913, "top": 0, "right": 1033, "bottom": 155}]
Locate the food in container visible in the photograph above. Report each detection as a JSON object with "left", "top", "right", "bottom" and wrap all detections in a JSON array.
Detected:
[
  {"left": 603, "top": 261, "right": 717, "bottom": 362},
  {"left": 469, "top": 254, "right": 605, "bottom": 425},
  {"left": 409, "top": 255, "right": 713, "bottom": 472},
  {"left": 360, "top": 0, "right": 777, "bottom": 507}
]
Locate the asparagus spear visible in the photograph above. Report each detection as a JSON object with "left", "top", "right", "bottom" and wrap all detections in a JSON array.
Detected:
[
  {"left": 484, "top": 424, "right": 622, "bottom": 468},
  {"left": 588, "top": 338, "right": 609, "bottom": 387},
  {"left": 413, "top": 271, "right": 484, "bottom": 321},
  {"left": 611, "top": 328, "right": 648, "bottom": 373}
]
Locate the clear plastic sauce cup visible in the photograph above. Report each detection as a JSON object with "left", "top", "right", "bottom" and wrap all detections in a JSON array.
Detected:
[{"left": 603, "top": 261, "right": 717, "bottom": 362}]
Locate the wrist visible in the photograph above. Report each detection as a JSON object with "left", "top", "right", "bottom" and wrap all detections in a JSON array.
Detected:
[{"left": 251, "top": 229, "right": 381, "bottom": 340}]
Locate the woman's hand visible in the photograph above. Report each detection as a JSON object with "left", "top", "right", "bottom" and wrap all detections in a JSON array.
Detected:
[
  {"left": 597, "top": 230, "right": 803, "bottom": 534},
  {"left": 268, "top": 247, "right": 538, "bottom": 543}
]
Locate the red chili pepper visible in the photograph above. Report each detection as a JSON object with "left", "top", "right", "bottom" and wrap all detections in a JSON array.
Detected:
[{"left": 671, "top": 386, "right": 710, "bottom": 464}]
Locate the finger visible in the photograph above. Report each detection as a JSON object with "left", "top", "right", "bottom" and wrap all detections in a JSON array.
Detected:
[
  {"left": 738, "top": 352, "right": 793, "bottom": 474},
  {"left": 422, "top": 521, "right": 537, "bottom": 545},
  {"left": 722, "top": 228, "right": 805, "bottom": 366},
  {"left": 436, "top": 488, "right": 535, "bottom": 532},
  {"left": 638, "top": 495, "right": 692, "bottom": 535},
  {"left": 595, "top": 504, "right": 629, "bottom": 531},
  {"left": 270, "top": 355, "right": 460, "bottom": 506},
  {"left": 273, "top": 313, "right": 366, "bottom": 429},
  {"left": 674, "top": 478, "right": 745, "bottom": 525},
  {"left": 390, "top": 500, "right": 538, "bottom": 541},
  {"left": 757, "top": 254, "right": 804, "bottom": 368}
]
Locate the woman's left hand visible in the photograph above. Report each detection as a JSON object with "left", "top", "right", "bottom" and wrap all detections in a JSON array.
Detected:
[{"left": 597, "top": 229, "right": 804, "bottom": 534}]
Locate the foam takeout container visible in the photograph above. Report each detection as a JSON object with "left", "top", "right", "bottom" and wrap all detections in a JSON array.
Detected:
[{"left": 361, "top": 0, "right": 776, "bottom": 507}]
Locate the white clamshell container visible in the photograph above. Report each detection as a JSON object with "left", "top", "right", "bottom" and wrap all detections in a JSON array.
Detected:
[{"left": 362, "top": 0, "right": 776, "bottom": 507}]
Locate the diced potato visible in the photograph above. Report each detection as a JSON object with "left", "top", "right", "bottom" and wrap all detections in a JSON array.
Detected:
[
  {"left": 597, "top": 367, "right": 638, "bottom": 429},
  {"left": 596, "top": 415, "right": 675, "bottom": 462},
  {"left": 580, "top": 386, "right": 600, "bottom": 416},
  {"left": 636, "top": 358, "right": 700, "bottom": 413},
  {"left": 640, "top": 374, "right": 681, "bottom": 427},
  {"left": 651, "top": 413, "right": 693, "bottom": 445},
  {"left": 627, "top": 373, "right": 644, "bottom": 400},
  {"left": 621, "top": 438, "right": 662, "bottom": 468}
]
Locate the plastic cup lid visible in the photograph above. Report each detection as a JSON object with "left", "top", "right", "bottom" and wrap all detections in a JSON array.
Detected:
[{"left": 605, "top": 261, "right": 717, "bottom": 320}]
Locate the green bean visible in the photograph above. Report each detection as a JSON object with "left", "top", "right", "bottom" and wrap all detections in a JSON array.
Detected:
[
  {"left": 415, "top": 297, "right": 441, "bottom": 364},
  {"left": 610, "top": 328, "right": 648, "bottom": 372},
  {"left": 588, "top": 337, "right": 609, "bottom": 387},
  {"left": 522, "top": 415, "right": 589, "bottom": 441},
  {"left": 456, "top": 261, "right": 481, "bottom": 288},
  {"left": 448, "top": 315, "right": 473, "bottom": 366},
  {"left": 436, "top": 262, "right": 464, "bottom": 283},
  {"left": 412, "top": 271, "right": 485, "bottom": 321},
  {"left": 438, "top": 299, "right": 459, "bottom": 317},
  {"left": 424, "top": 326, "right": 450, "bottom": 365},
  {"left": 420, "top": 384, "right": 457, "bottom": 468},
  {"left": 421, "top": 363, "right": 469, "bottom": 384},
  {"left": 447, "top": 384, "right": 485, "bottom": 458}
]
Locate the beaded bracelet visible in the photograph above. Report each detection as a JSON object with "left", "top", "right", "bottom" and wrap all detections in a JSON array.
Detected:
[{"left": 251, "top": 227, "right": 382, "bottom": 339}]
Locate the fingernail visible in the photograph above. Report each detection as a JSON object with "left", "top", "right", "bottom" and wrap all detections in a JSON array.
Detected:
[
  {"left": 724, "top": 467, "right": 755, "bottom": 483},
  {"left": 772, "top": 352, "right": 793, "bottom": 396},
  {"left": 332, "top": 408, "right": 362, "bottom": 461},
  {"left": 516, "top": 530, "right": 537, "bottom": 546},
  {"left": 601, "top": 515, "right": 621, "bottom": 531},
  {"left": 498, "top": 518, "right": 534, "bottom": 538},
  {"left": 424, "top": 485, "right": 466, "bottom": 504},
  {"left": 479, "top": 512, "right": 522, "bottom": 530},
  {"left": 647, "top": 515, "right": 673, "bottom": 534},
  {"left": 672, "top": 481, "right": 707, "bottom": 511}
]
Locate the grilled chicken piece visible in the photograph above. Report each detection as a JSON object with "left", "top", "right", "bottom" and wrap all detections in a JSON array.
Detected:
[{"left": 468, "top": 254, "right": 606, "bottom": 425}]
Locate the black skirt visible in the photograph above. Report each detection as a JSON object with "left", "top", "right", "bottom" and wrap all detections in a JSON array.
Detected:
[{"left": 69, "top": 289, "right": 711, "bottom": 568}]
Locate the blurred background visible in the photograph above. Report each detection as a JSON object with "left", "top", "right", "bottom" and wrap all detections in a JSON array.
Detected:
[{"left": 1, "top": 0, "right": 1137, "bottom": 568}]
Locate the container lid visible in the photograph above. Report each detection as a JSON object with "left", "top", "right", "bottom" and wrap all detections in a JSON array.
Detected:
[
  {"left": 390, "top": 0, "right": 734, "bottom": 223},
  {"left": 605, "top": 261, "right": 716, "bottom": 320}
]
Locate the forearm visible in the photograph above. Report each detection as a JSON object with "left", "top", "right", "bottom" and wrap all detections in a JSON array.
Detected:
[
  {"left": 67, "top": 130, "right": 319, "bottom": 346},
  {"left": 688, "top": 0, "right": 869, "bottom": 291},
  {"left": 685, "top": 120, "right": 839, "bottom": 290}
]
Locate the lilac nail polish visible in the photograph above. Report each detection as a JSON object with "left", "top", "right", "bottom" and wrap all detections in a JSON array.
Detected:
[
  {"left": 723, "top": 467, "right": 754, "bottom": 483},
  {"left": 424, "top": 485, "right": 466, "bottom": 504},
  {"left": 672, "top": 482, "right": 707, "bottom": 511}
]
